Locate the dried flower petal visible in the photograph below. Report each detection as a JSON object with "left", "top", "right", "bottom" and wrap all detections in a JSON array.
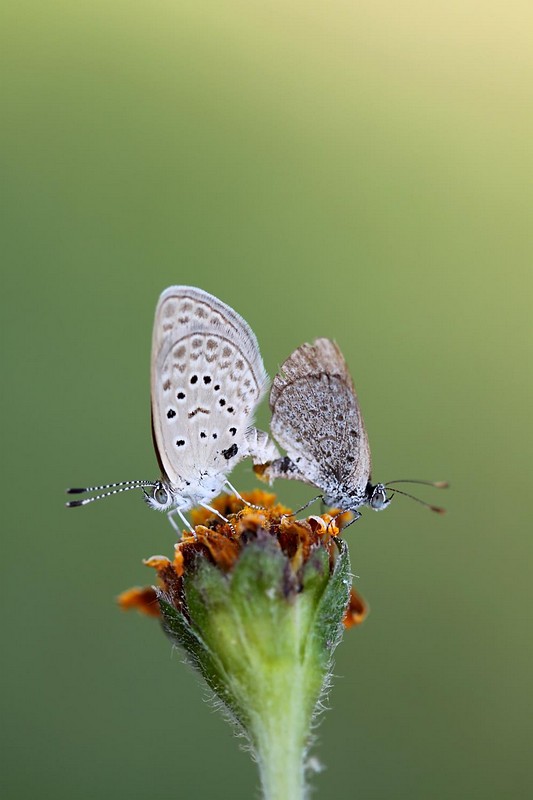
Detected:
[
  {"left": 117, "top": 586, "right": 160, "bottom": 617},
  {"left": 343, "top": 587, "right": 369, "bottom": 628}
]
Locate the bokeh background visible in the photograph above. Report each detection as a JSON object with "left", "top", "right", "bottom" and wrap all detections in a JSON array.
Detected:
[{"left": 2, "top": 2, "right": 532, "bottom": 798}]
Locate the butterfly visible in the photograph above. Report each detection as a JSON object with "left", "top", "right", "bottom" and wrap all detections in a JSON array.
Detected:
[
  {"left": 67, "top": 286, "right": 279, "bottom": 531},
  {"left": 258, "top": 338, "right": 446, "bottom": 525}
]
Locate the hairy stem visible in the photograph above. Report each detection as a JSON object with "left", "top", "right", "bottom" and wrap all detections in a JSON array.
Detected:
[{"left": 252, "top": 652, "right": 311, "bottom": 800}]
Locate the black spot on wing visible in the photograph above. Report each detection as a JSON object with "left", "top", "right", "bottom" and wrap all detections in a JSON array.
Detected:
[{"left": 222, "top": 444, "right": 239, "bottom": 460}]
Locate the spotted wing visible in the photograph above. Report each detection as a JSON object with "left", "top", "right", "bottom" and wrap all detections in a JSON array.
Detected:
[
  {"left": 269, "top": 338, "right": 371, "bottom": 502},
  {"left": 151, "top": 286, "right": 269, "bottom": 485}
]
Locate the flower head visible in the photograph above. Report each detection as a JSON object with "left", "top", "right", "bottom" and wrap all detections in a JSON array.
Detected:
[{"left": 119, "top": 491, "right": 367, "bottom": 800}]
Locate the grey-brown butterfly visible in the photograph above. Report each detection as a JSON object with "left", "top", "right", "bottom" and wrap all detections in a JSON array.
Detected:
[
  {"left": 259, "top": 338, "right": 446, "bottom": 525},
  {"left": 67, "top": 286, "right": 279, "bottom": 531}
]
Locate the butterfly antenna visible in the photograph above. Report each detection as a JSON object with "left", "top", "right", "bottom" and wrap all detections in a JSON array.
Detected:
[
  {"left": 386, "top": 487, "right": 446, "bottom": 514},
  {"left": 384, "top": 479, "right": 449, "bottom": 489},
  {"left": 66, "top": 480, "right": 156, "bottom": 507}
]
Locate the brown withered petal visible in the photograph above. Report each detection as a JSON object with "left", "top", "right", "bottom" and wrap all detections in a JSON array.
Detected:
[
  {"left": 143, "top": 555, "right": 172, "bottom": 569},
  {"left": 117, "top": 586, "right": 161, "bottom": 617},
  {"left": 343, "top": 587, "right": 369, "bottom": 629},
  {"left": 120, "top": 491, "right": 366, "bottom": 630}
]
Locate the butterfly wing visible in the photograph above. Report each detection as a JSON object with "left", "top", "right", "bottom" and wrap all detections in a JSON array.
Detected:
[
  {"left": 151, "top": 286, "right": 269, "bottom": 487},
  {"left": 269, "top": 338, "right": 371, "bottom": 504}
]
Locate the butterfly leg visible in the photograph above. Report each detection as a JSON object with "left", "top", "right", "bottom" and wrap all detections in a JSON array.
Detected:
[
  {"left": 167, "top": 508, "right": 194, "bottom": 534},
  {"left": 199, "top": 502, "right": 229, "bottom": 525},
  {"left": 224, "top": 479, "right": 263, "bottom": 511},
  {"left": 330, "top": 509, "right": 362, "bottom": 532},
  {"left": 285, "top": 494, "right": 324, "bottom": 519},
  {"left": 199, "top": 502, "right": 238, "bottom": 535}
]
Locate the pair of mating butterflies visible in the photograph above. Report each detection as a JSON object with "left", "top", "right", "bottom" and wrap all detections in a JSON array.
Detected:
[{"left": 67, "top": 286, "right": 446, "bottom": 531}]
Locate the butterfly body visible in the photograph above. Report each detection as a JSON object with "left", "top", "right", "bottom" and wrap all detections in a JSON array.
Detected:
[
  {"left": 261, "top": 337, "right": 446, "bottom": 520},
  {"left": 260, "top": 338, "right": 400, "bottom": 519},
  {"left": 67, "top": 286, "right": 279, "bottom": 529}
]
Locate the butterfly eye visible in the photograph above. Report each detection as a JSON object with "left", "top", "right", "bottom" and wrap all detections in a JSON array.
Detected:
[{"left": 154, "top": 486, "right": 169, "bottom": 505}]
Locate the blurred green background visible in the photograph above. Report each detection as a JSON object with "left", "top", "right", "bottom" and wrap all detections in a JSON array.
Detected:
[{"left": 2, "top": 2, "right": 532, "bottom": 798}]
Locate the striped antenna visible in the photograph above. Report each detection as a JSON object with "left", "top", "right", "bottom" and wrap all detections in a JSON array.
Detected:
[{"left": 66, "top": 480, "right": 156, "bottom": 508}]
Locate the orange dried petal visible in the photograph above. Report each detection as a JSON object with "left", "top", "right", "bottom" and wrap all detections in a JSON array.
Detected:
[
  {"left": 143, "top": 555, "right": 172, "bottom": 570},
  {"left": 118, "top": 586, "right": 160, "bottom": 617},
  {"left": 343, "top": 587, "right": 368, "bottom": 629}
]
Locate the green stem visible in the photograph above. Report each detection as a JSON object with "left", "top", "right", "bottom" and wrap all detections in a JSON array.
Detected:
[
  {"left": 253, "top": 664, "right": 309, "bottom": 800},
  {"left": 233, "top": 592, "right": 322, "bottom": 800}
]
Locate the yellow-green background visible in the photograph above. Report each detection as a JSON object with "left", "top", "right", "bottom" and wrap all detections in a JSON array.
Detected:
[{"left": 2, "top": 2, "right": 532, "bottom": 798}]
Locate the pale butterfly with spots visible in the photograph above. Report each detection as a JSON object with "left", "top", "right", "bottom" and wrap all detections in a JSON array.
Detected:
[
  {"left": 258, "top": 337, "right": 447, "bottom": 526},
  {"left": 67, "top": 286, "right": 279, "bottom": 531}
]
